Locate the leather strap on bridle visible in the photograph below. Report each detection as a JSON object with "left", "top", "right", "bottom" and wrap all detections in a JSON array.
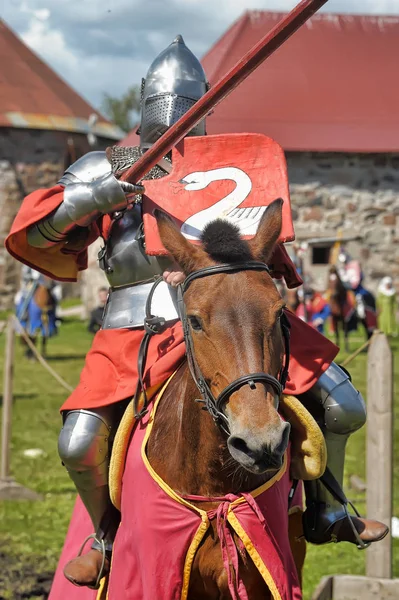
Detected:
[
  {"left": 178, "top": 261, "right": 291, "bottom": 434},
  {"left": 133, "top": 277, "right": 167, "bottom": 418},
  {"left": 180, "top": 261, "right": 272, "bottom": 293},
  {"left": 279, "top": 311, "right": 291, "bottom": 390},
  {"left": 134, "top": 261, "right": 291, "bottom": 434}
]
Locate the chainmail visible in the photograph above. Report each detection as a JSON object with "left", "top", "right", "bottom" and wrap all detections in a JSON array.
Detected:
[
  {"left": 109, "top": 145, "right": 171, "bottom": 203},
  {"left": 110, "top": 145, "right": 169, "bottom": 180}
]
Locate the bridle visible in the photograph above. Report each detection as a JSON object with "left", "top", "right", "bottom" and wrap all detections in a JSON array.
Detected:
[
  {"left": 133, "top": 261, "right": 290, "bottom": 435},
  {"left": 177, "top": 262, "right": 290, "bottom": 434}
]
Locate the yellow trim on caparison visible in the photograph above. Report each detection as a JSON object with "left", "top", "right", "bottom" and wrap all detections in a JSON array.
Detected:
[
  {"left": 142, "top": 373, "right": 287, "bottom": 514},
  {"left": 96, "top": 576, "right": 107, "bottom": 600},
  {"left": 229, "top": 452, "right": 287, "bottom": 509},
  {"left": 227, "top": 510, "right": 283, "bottom": 600},
  {"left": 141, "top": 375, "right": 208, "bottom": 517},
  {"left": 180, "top": 516, "right": 210, "bottom": 600},
  {"left": 141, "top": 375, "right": 288, "bottom": 600},
  {"left": 140, "top": 374, "right": 212, "bottom": 600}
]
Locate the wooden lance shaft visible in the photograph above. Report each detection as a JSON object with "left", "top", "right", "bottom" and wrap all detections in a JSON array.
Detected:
[
  {"left": 1, "top": 316, "right": 15, "bottom": 480},
  {"left": 120, "top": 0, "right": 329, "bottom": 184}
]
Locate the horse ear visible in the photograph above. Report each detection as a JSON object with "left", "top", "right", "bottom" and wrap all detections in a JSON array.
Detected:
[
  {"left": 155, "top": 209, "right": 207, "bottom": 274},
  {"left": 248, "top": 199, "right": 283, "bottom": 263}
]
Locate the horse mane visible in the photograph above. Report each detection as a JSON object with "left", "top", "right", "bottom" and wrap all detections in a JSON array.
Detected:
[{"left": 201, "top": 219, "right": 253, "bottom": 263}]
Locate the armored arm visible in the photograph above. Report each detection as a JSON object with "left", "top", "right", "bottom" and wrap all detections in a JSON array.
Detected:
[{"left": 27, "top": 151, "right": 143, "bottom": 249}]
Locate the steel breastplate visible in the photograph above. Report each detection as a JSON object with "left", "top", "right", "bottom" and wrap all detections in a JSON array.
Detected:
[
  {"left": 99, "top": 205, "right": 178, "bottom": 330},
  {"left": 99, "top": 205, "right": 172, "bottom": 288}
]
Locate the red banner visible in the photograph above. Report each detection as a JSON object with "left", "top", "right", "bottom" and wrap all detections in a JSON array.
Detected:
[{"left": 143, "top": 133, "right": 294, "bottom": 255}]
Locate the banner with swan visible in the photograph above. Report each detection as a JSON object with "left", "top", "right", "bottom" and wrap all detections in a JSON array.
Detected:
[{"left": 142, "top": 133, "right": 294, "bottom": 255}]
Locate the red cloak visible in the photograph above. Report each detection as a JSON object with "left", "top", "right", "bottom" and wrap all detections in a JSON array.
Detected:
[{"left": 6, "top": 186, "right": 338, "bottom": 411}]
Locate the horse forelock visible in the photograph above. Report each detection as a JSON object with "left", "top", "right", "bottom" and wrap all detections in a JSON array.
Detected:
[{"left": 201, "top": 219, "right": 253, "bottom": 264}]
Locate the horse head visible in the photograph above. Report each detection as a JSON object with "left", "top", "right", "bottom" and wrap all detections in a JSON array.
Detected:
[{"left": 155, "top": 199, "right": 290, "bottom": 477}]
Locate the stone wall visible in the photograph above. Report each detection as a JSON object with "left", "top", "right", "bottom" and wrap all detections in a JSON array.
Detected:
[
  {"left": 0, "top": 128, "right": 113, "bottom": 310},
  {"left": 286, "top": 152, "right": 399, "bottom": 293},
  {"left": 76, "top": 150, "right": 399, "bottom": 309},
  {"left": 3, "top": 141, "right": 398, "bottom": 309}
]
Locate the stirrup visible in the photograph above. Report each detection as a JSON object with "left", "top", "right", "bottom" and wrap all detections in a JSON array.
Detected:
[
  {"left": 342, "top": 502, "right": 370, "bottom": 551},
  {"left": 76, "top": 533, "right": 107, "bottom": 590},
  {"left": 319, "top": 467, "right": 370, "bottom": 550}
]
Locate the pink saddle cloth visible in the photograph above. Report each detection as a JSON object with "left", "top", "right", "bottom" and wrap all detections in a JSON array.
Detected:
[{"left": 49, "top": 390, "right": 302, "bottom": 600}]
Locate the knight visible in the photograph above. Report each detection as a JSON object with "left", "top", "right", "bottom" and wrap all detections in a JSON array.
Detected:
[
  {"left": 337, "top": 248, "right": 376, "bottom": 337},
  {"left": 15, "top": 265, "right": 59, "bottom": 357},
  {"left": 6, "top": 35, "right": 387, "bottom": 590}
]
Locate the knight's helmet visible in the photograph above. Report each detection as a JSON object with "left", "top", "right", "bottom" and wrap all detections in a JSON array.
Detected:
[{"left": 139, "top": 35, "right": 208, "bottom": 150}]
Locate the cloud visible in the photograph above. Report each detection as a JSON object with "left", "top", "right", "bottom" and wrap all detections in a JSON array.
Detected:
[{"left": 3, "top": 0, "right": 399, "bottom": 111}]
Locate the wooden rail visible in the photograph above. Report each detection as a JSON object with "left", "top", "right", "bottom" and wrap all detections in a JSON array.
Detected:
[
  {"left": 0, "top": 316, "right": 41, "bottom": 500},
  {"left": 0, "top": 316, "right": 15, "bottom": 480}
]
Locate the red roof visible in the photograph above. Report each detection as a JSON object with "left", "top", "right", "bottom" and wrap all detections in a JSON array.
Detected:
[
  {"left": 0, "top": 19, "right": 122, "bottom": 139},
  {"left": 202, "top": 12, "right": 399, "bottom": 153}
]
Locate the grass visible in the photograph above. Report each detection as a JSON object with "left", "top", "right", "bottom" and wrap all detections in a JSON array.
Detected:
[
  {"left": 303, "top": 335, "right": 399, "bottom": 595},
  {"left": 0, "top": 319, "right": 397, "bottom": 599},
  {"left": 59, "top": 296, "right": 83, "bottom": 309}
]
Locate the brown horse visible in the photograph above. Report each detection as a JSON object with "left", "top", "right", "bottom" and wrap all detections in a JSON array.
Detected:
[
  {"left": 327, "top": 266, "right": 350, "bottom": 352},
  {"left": 143, "top": 200, "right": 298, "bottom": 599}
]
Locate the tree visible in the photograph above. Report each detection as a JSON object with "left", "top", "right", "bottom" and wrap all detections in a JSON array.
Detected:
[{"left": 101, "top": 85, "right": 141, "bottom": 133}]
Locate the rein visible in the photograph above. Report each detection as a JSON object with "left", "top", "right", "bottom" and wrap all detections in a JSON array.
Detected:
[
  {"left": 134, "top": 261, "right": 291, "bottom": 435},
  {"left": 178, "top": 262, "right": 290, "bottom": 433}
]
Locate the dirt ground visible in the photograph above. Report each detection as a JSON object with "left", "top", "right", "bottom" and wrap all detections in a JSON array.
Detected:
[{"left": 0, "top": 551, "right": 53, "bottom": 600}]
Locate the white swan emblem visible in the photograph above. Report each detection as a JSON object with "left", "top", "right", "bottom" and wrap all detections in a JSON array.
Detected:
[{"left": 179, "top": 167, "right": 268, "bottom": 240}]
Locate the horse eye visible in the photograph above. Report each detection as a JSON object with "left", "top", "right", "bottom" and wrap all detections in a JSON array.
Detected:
[{"left": 188, "top": 315, "right": 203, "bottom": 331}]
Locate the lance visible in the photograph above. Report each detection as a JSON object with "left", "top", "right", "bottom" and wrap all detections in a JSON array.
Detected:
[{"left": 120, "top": 0, "right": 329, "bottom": 184}]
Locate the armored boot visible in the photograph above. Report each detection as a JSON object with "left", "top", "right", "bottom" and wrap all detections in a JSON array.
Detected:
[
  {"left": 58, "top": 407, "right": 120, "bottom": 589},
  {"left": 300, "top": 363, "right": 389, "bottom": 547}
]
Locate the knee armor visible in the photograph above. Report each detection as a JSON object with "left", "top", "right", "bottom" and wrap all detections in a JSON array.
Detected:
[
  {"left": 58, "top": 409, "right": 112, "bottom": 489},
  {"left": 309, "top": 363, "right": 366, "bottom": 435}
]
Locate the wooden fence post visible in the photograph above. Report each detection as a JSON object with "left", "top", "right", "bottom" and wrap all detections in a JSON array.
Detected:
[
  {"left": 0, "top": 315, "right": 15, "bottom": 481},
  {"left": 0, "top": 316, "right": 41, "bottom": 500},
  {"left": 366, "top": 332, "right": 393, "bottom": 578}
]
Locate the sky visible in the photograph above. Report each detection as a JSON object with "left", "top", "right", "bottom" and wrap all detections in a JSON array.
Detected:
[{"left": 3, "top": 0, "right": 399, "bottom": 113}]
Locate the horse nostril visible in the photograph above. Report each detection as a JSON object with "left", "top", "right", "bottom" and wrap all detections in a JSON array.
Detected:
[
  {"left": 274, "top": 422, "right": 291, "bottom": 456},
  {"left": 228, "top": 436, "right": 251, "bottom": 456}
]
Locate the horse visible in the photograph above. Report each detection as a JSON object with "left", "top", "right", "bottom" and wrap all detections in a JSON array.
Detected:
[
  {"left": 108, "top": 200, "right": 303, "bottom": 599},
  {"left": 326, "top": 266, "right": 350, "bottom": 352},
  {"left": 16, "top": 276, "right": 58, "bottom": 357}
]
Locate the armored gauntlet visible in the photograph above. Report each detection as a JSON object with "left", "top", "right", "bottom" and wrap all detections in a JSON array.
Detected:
[{"left": 27, "top": 151, "right": 143, "bottom": 248}]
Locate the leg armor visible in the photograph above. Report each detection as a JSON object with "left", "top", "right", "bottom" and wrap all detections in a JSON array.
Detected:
[
  {"left": 300, "top": 362, "right": 366, "bottom": 544},
  {"left": 58, "top": 407, "right": 118, "bottom": 552}
]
